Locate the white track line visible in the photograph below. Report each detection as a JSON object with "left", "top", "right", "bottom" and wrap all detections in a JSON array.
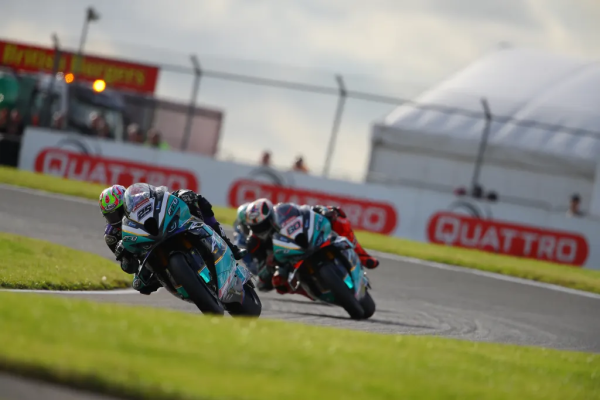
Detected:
[
  {"left": 0, "top": 183, "right": 97, "bottom": 205},
  {"left": 0, "top": 288, "right": 137, "bottom": 294},
  {"left": 2, "top": 183, "right": 600, "bottom": 300}
]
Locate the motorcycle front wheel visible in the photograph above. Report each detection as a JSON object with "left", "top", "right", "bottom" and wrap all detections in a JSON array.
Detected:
[
  {"left": 318, "top": 262, "right": 365, "bottom": 320},
  {"left": 225, "top": 282, "right": 262, "bottom": 317},
  {"left": 168, "top": 252, "right": 225, "bottom": 316},
  {"left": 359, "top": 291, "right": 376, "bottom": 320}
]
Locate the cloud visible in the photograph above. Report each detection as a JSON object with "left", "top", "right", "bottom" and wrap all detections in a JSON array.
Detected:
[{"left": 213, "top": 88, "right": 339, "bottom": 171}]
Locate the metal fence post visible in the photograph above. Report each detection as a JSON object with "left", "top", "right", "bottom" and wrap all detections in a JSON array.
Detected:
[
  {"left": 470, "top": 98, "right": 493, "bottom": 194},
  {"left": 322, "top": 74, "right": 347, "bottom": 177},
  {"left": 43, "top": 33, "right": 61, "bottom": 128},
  {"left": 181, "top": 55, "right": 202, "bottom": 151}
]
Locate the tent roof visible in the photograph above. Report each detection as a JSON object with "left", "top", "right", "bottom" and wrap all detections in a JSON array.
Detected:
[{"left": 375, "top": 47, "right": 600, "bottom": 165}]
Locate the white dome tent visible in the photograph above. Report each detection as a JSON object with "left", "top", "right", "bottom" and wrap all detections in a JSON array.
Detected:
[{"left": 368, "top": 47, "right": 600, "bottom": 214}]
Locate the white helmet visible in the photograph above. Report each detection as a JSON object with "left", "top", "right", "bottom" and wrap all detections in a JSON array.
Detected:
[{"left": 246, "top": 198, "right": 275, "bottom": 239}]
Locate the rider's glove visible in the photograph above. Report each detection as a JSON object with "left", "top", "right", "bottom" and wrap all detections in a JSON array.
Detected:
[
  {"left": 332, "top": 206, "right": 346, "bottom": 218},
  {"left": 314, "top": 205, "right": 345, "bottom": 221},
  {"left": 175, "top": 189, "right": 198, "bottom": 207},
  {"left": 312, "top": 205, "right": 328, "bottom": 217}
]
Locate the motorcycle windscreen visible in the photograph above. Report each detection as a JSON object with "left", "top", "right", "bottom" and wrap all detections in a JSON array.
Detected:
[
  {"left": 273, "top": 203, "right": 302, "bottom": 228},
  {"left": 124, "top": 183, "right": 153, "bottom": 222},
  {"left": 272, "top": 204, "right": 305, "bottom": 262},
  {"left": 310, "top": 212, "right": 332, "bottom": 248},
  {"left": 273, "top": 204, "right": 310, "bottom": 245}
]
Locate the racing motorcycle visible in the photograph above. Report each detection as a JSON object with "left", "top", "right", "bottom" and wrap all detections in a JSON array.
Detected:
[
  {"left": 232, "top": 218, "right": 259, "bottom": 276},
  {"left": 271, "top": 203, "right": 376, "bottom": 320},
  {"left": 120, "top": 183, "right": 261, "bottom": 317}
]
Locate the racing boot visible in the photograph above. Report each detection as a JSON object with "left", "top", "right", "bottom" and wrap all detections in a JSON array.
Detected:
[
  {"left": 331, "top": 216, "right": 379, "bottom": 269},
  {"left": 257, "top": 265, "right": 275, "bottom": 292},
  {"left": 272, "top": 268, "right": 312, "bottom": 300}
]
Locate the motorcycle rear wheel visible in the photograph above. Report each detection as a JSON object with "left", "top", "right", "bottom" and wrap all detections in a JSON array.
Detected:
[{"left": 168, "top": 252, "right": 225, "bottom": 316}]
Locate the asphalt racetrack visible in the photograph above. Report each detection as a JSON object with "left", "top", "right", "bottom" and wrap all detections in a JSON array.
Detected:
[{"left": 1, "top": 184, "right": 600, "bottom": 355}]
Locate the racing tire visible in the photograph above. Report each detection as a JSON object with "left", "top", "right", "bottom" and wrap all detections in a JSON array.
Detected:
[
  {"left": 359, "top": 291, "right": 376, "bottom": 320},
  {"left": 225, "top": 283, "right": 262, "bottom": 318},
  {"left": 318, "top": 263, "right": 364, "bottom": 320},
  {"left": 168, "top": 253, "right": 225, "bottom": 316}
]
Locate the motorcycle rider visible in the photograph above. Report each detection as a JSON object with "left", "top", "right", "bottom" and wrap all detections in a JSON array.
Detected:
[
  {"left": 234, "top": 202, "right": 252, "bottom": 238},
  {"left": 242, "top": 198, "right": 379, "bottom": 294},
  {"left": 231, "top": 202, "right": 261, "bottom": 275},
  {"left": 99, "top": 184, "right": 247, "bottom": 295}
]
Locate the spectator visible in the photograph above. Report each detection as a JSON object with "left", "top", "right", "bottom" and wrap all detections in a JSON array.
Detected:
[
  {"left": 127, "top": 123, "right": 144, "bottom": 144},
  {"left": 51, "top": 111, "right": 66, "bottom": 130},
  {"left": 89, "top": 112, "right": 110, "bottom": 138},
  {"left": 486, "top": 191, "right": 498, "bottom": 202},
  {"left": 0, "top": 109, "right": 8, "bottom": 133},
  {"left": 261, "top": 150, "right": 271, "bottom": 167},
  {"left": 5, "top": 109, "right": 24, "bottom": 136},
  {"left": 471, "top": 184, "right": 484, "bottom": 199},
  {"left": 146, "top": 128, "right": 169, "bottom": 150},
  {"left": 292, "top": 156, "right": 308, "bottom": 173},
  {"left": 96, "top": 121, "right": 111, "bottom": 139},
  {"left": 567, "top": 194, "right": 584, "bottom": 217},
  {"left": 454, "top": 186, "right": 467, "bottom": 196}
]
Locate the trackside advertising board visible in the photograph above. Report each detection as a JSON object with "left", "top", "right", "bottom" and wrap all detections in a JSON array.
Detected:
[
  {"left": 17, "top": 128, "right": 600, "bottom": 269},
  {"left": 0, "top": 39, "right": 159, "bottom": 94}
]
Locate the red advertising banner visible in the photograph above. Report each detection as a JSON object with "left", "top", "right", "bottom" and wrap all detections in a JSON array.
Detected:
[
  {"left": 34, "top": 148, "right": 198, "bottom": 192},
  {"left": 228, "top": 179, "right": 398, "bottom": 235},
  {"left": 427, "top": 212, "right": 589, "bottom": 266},
  {"left": 0, "top": 39, "right": 159, "bottom": 94}
]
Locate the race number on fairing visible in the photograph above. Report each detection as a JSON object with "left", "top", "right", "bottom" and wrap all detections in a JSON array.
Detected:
[{"left": 137, "top": 204, "right": 153, "bottom": 220}]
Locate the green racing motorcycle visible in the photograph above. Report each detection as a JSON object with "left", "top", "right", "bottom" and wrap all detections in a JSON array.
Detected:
[
  {"left": 271, "top": 203, "right": 376, "bottom": 320},
  {"left": 120, "top": 183, "right": 261, "bottom": 317}
]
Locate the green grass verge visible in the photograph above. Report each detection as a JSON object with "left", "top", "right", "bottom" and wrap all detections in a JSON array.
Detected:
[
  {"left": 2, "top": 166, "right": 600, "bottom": 294},
  {"left": 1, "top": 291, "right": 599, "bottom": 400},
  {"left": 0, "top": 233, "right": 129, "bottom": 290}
]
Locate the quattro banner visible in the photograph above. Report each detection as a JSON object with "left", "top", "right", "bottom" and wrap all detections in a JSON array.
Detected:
[
  {"left": 228, "top": 179, "right": 398, "bottom": 234},
  {"left": 34, "top": 148, "right": 198, "bottom": 191},
  {"left": 17, "top": 127, "right": 598, "bottom": 269},
  {"left": 427, "top": 212, "right": 588, "bottom": 266}
]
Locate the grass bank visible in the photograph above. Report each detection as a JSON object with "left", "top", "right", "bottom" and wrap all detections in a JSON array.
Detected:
[
  {"left": 0, "top": 233, "right": 129, "bottom": 290},
  {"left": 2, "top": 166, "right": 599, "bottom": 294},
  {"left": 1, "top": 291, "right": 598, "bottom": 400}
]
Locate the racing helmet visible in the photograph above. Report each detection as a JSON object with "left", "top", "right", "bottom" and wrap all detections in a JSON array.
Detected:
[
  {"left": 245, "top": 198, "right": 276, "bottom": 239},
  {"left": 236, "top": 202, "right": 250, "bottom": 225},
  {"left": 99, "top": 184, "right": 127, "bottom": 226}
]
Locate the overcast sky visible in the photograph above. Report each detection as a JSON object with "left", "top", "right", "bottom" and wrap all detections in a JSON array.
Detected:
[{"left": 2, "top": 0, "right": 599, "bottom": 180}]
